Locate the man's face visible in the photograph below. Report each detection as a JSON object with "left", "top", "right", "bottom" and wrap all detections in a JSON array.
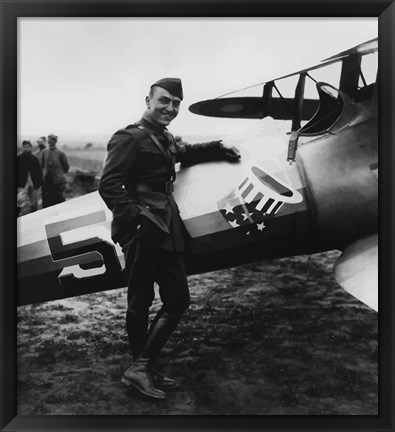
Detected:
[
  {"left": 145, "top": 87, "right": 181, "bottom": 126},
  {"left": 22, "top": 143, "right": 32, "bottom": 154},
  {"left": 48, "top": 137, "right": 57, "bottom": 149},
  {"left": 37, "top": 139, "right": 45, "bottom": 148}
]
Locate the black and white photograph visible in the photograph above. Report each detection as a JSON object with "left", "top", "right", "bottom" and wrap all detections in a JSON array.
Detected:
[{"left": 15, "top": 16, "right": 380, "bottom": 416}]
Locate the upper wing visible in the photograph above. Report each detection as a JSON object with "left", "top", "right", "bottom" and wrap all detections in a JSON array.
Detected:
[
  {"left": 333, "top": 234, "right": 378, "bottom": 312},
  {"left": 322, "top": 37, "right": 378, "bottom": 61},
  {"left": 189, "top": 38, "right": 378, "bottom": 120},
  {"left": 270, "top": 37, "right": 378, "bottom": 82}
]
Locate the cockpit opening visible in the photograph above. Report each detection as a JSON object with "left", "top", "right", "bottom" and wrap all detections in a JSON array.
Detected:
[{"left": 298, "top": 83, "right": 344, "bottom": 136}]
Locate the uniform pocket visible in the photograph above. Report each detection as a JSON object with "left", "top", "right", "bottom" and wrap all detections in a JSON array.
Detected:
[{"left": 139, "top": 146, "right": 162, "bottom": 155}]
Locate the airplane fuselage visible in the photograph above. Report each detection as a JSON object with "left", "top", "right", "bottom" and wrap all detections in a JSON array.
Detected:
[{"left": 17, "top": 97, "right": 377, "bottom": 306}]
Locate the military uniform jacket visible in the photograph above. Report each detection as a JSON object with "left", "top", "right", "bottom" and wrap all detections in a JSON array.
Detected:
[
  {"left": 41, "top": 148, "right": 70, "bottom": 184},
  {"left": 99, "top": 114, "right": 225, "bottom": 252},
  {"left": 17, "top": 152, "right": 43, "bottom": 189}
]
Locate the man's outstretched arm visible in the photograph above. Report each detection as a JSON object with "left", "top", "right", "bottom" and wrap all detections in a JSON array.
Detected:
[{"left": 175, "top": 140, "right": 241, "bottom": 166}]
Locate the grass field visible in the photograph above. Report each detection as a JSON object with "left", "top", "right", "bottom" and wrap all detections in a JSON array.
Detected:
[{"left": 66, "top": 148, "right": 107, "bottom": 174}]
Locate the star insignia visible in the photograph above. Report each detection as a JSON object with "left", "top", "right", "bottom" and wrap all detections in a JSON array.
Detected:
[
  {"left": 223, "top": 203, "right": 234, "bottom": 215},
  {"left": 242, "top": 212, "right": 249, "bottom": 221},
  {"left": 229, "top": 220, "right": 239, "bottom": 228},
  {"left": 257, "top": 222, "right": 266, "bottom": 231}
]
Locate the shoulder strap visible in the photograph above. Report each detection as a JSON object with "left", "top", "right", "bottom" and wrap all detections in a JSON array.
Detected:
[
  {"left": 137, "top": 125, "right": 172, "bottom": 164},
  {"left": 136, "top": 125, "right": 176, "bottom": 182}
]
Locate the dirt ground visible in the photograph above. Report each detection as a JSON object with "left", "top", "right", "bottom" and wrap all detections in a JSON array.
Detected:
[
  {"left": 17, "top": 251, "right": 378, "bottom": 415},
  {"left": 16, "top": 171, "right": 378, "bottom": 415}
]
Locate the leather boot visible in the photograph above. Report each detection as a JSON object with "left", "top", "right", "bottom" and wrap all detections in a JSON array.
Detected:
[
  {"left": 121, "top": 309, "right": 180, "bottom": 399},
  {"left": 151, "top": 368, "right": 181, "bottom": 391},
  {"left": 143, "top": 309, "right": 180, "bottom": 361},
  {"left": 124, "top": 309, "right": 181, "bottom": 396},
  {"left": 121, "top": 357, "right": 166, "bottom": 400}
]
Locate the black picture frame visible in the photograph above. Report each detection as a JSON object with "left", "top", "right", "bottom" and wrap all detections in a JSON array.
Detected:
[{"left": 1, "top": 1, "right": 394, "bottom": 431}]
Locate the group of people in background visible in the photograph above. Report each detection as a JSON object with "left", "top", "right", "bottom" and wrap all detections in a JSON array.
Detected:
[{"left": 17, "top": 134, "right": 70, "bottom": 217}]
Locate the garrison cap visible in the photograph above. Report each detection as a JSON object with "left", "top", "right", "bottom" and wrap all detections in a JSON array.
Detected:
[
  {"left": 151, "top": 78, "right": 183, "bottom": 100},
  {"left": 48, "top": 133, "right": 58, "bottom": 141}
]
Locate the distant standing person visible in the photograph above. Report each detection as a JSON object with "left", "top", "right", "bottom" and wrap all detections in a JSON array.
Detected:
[
  {"left": 34, "top": 136, "right": 47, "bottom": 164},
  {"left": 41, "top": 133, "right": 70, "bottom": 207},
  {"left": 17, "top": 140, "right": 43, "bottom": 216}
]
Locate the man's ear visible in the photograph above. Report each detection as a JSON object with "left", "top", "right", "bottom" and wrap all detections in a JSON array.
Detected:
[{"left": 145, "top": 96, "right": 150, "bottom": 108}]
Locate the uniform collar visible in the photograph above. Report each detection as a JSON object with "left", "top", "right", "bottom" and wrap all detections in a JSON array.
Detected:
[{"left": 141, "top": 111, "right": 168, "bottom": 133}]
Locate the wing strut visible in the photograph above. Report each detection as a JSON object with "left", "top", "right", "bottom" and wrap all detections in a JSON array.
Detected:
[
  {"left": 287, "top": 73, "right": 307, "bottom": 164},
  {"left": 262, "top": 81, "right": 274, "bottom": 117},
  {"left": 339, "top": 53, "right": 362, "bottom": 98}
]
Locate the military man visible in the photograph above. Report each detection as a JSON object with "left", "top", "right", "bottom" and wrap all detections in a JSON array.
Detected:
[
  {"left": 99, "top": 78, "right": 240, "bottom": 400},
  {"left": 34, "top": 136, "right": 47, "bottom": 164},
  {"left": 41, "top": 134, "right": 70, "bottom": 208},
  {"left": 17, "top": 140, "right": 43, "bottom": 216}
]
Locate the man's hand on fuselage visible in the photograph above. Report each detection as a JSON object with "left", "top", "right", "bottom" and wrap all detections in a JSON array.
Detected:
[{"left": 218, "top": 141, "right": 241, "bottom": 162}]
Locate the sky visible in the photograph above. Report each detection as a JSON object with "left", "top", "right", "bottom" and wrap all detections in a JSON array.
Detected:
[{"left": 18, "top": 18, "right": 377, "bottom": 142}]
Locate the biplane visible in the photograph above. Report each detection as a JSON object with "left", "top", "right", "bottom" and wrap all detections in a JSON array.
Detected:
[{"left": 17, "top": 38, "right": 378, "bottom": 311}]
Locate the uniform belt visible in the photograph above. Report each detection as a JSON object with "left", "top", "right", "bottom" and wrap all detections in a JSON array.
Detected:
[{"left": 135, "top": 181, "right": 174, "bottom": 194}]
